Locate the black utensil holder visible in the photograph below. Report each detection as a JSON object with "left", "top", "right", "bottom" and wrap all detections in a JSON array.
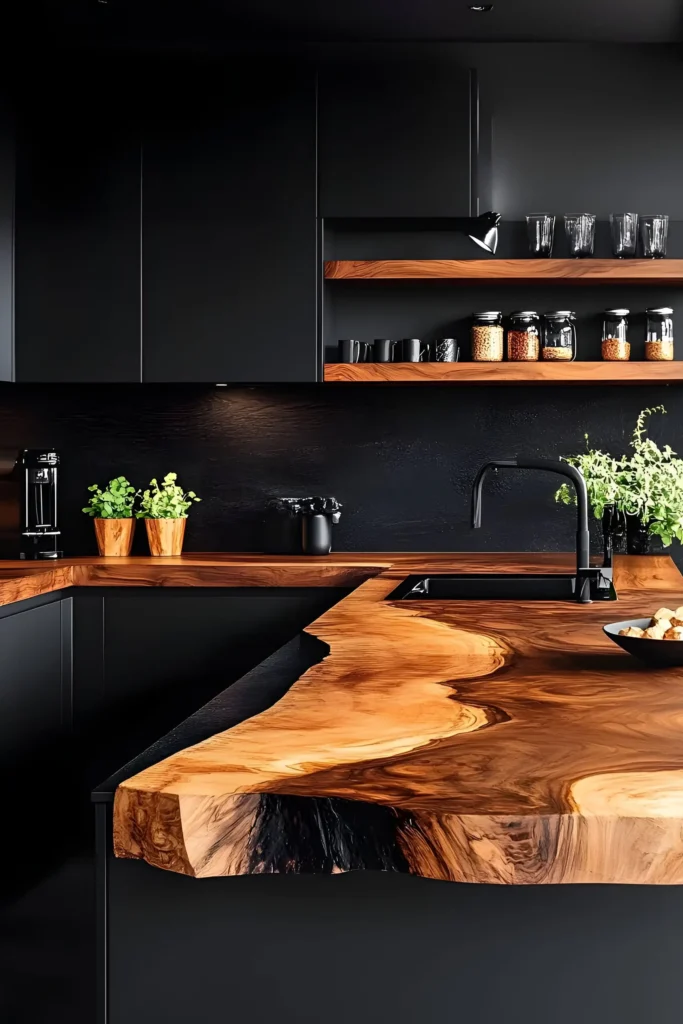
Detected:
[{"left": 301, "top": 514, "right": 333, "bottom": 556}]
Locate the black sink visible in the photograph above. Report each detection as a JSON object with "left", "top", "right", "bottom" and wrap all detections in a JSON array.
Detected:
[{"left": 386, "top": 573, "right": 616, "bottom": 602}]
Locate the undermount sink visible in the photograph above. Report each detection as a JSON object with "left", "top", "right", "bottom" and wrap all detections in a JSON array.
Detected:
[{"left": 386, "top": 573, "right": 616, "bottom": 602}]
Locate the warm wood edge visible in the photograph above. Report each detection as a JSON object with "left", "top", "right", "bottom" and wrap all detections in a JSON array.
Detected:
[
  {"left": 324, "top": 258, "right": 683, "bottom": 281},
  {"left": 112, "top": 790, "right": 683, "bottom": 884},
  {"left": 113, "top": 787, "right": 195, "bottom": 877},
  {"left": 324, "top": 362, "right": 683, "bottom": 384},
  {"left": 0, "top": 565, "right": 76, "bottom": 608}
]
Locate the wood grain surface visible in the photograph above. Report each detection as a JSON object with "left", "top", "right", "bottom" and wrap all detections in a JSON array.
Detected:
[
  {"left": 112, "top": 554, "right": 683, "bottom": 884},
  {"left": 324, "top": 362, "right": 683, "bottom": 384},
  {"left": 324, "top": 258, "right": 683, "bottom": 282},
  {"left": 145, "top": 518, "right": 186, "bottom": 556},
  {"left": 93, "top": 518, "right": 135, "bottom": 557}
]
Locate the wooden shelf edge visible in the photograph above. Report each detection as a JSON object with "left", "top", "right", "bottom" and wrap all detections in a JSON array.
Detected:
[
  {"left": 324, "top": 258, "right": 683, "bottom": 282},
  {"left": 323, "top": 362, "right": 683, "bottom": 384}
]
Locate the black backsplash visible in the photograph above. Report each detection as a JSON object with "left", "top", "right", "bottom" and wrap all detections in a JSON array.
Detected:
[{"left": 1, "top": 383, "right": 681, "bottom": 563}]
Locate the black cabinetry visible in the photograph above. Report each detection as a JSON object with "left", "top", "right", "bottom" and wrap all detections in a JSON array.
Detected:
[
  {"left": 0, "top": 594, "right": 72, "bottom": 892},
  {"left": 14, "top": 56, "right": 141, "bottom": 383},
  {"left": 74, "top": 587, "right": 349, "bottom": 785},
  {"left": 142, "top": 58, "right": 318, "bottom": 382},
  {"left": 319, "top": 58, "right": 474, "bottom": 218}
]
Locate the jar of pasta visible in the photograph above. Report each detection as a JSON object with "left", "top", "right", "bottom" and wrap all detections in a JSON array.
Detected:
[
  {"left": 645, "top": 307, "right": 674, "bottom": 360},
  {"left": 541, "top": 311, "right": 577, "bottom": 361},
  {"left": 507, "top": 311, "right": 540, "bottom": 361},
  {"left": 471, "top": 312, "right": 503, "bottom": 361},
  {"left": 602, "top": 309, "right": 630, "bottom": 361}
]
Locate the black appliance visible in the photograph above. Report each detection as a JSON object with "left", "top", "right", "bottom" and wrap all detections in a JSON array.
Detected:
[{"left": 0, "top": 449, "right": 62, "bottom": 559}]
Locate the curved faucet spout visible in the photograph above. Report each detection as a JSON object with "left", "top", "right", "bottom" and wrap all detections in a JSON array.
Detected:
[{"left": 471, "top": 457, "right": 591, "bottom": 576}]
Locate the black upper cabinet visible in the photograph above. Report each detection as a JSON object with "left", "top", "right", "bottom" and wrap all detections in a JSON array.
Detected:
[
  {"left": 319, "top": 58, "right": 473, "bottom": 218},
  {"left": 142, "top": 59, "right": 317, "bottom": 383},
  {"left": 14, "top": 56, "right": 141, "bottom": 382},
  {"left": 0, "top": 82, "right": 13, "bottom": 383}
]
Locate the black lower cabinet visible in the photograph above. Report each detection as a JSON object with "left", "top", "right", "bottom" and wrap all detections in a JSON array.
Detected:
[
  {"left": 0, "top": 594, "right": 73, "bottom": 896},
  {"left": 74, "top": 587, "right": 350, "bottom": 789}
]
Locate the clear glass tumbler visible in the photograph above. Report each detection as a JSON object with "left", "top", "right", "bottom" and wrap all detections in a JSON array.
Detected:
[
  {"left": 609, "top": 213, "right": 638, "bottom": 258},
  {"left": 640, "top": 215, "right": 669, "bottom": 258},
  {"left": 564, "top": 213, "right": 596, "bottom": 258},
  {"left": 526, "top": 213, "right": 555, "bottom": 257}
]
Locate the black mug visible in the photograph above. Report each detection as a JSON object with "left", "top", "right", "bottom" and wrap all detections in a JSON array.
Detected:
[
  {"left": 433, "top": 338, "right": 460, "bottom": 362},
  {"left": 373, "top": 338, "right": 396, "bottom": 363},
  {"left": 338, "top": 339, "right": 371, "bottom": 363},
  {"left": 396, "top": 338, "right": 430, "bottom": 362}
]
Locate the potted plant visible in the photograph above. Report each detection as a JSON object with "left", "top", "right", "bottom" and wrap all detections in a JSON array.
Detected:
[
  {"left": 82, "top": 476, "right": 138, "bottom": 556},
  {"left": 555, "top": 406, "right": 683, "bottom": 554},
  {"left": 136, "top": 473, "right": 201, "bottom": 556}
]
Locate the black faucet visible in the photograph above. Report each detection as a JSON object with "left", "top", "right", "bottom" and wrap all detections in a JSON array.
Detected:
[{"left": 471, "top": 457, "right": 613, "bottom": 603}]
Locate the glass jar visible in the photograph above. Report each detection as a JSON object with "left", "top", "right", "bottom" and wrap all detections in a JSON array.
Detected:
[
  {"left": 541, "top": 311, "right": 577, "bottom": 361},
  {"left": 507, "top": 311, "right": 540, "bottom": 361},
  {"left": 471, "top": 312, "right": 503, "bottom": 362},
  {"left": 645, "top": 307, "right": 674, "bottom": 360},
  {"left": 602, "top": 309, "right": 630, "bottom": 361}
]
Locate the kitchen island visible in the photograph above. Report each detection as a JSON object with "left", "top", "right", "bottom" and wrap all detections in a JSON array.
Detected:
[
  {"left": 88, "top": 552, "right": 683, "bottom": 1024},
  {"left": 62, "top": 551, "right": 683, "bottom": 1024}
]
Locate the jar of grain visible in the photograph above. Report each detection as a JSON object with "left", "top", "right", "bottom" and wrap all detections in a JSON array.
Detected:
[
  {"left": 645, "top": 307, "right": 674, "bottom": 360},
  {"left": 507, "top": 311, "right": 540, "bottom": 361},
  {"left": 541, "top": 311, "right": 577, "bottom": 361},
  {"left": 471, "top": 312, "right": 503, "bottom": 361},
  {"left": 602, "top": 308, "right": 630, "bottom": 361}
]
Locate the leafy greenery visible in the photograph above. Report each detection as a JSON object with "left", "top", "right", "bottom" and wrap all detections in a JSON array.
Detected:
[
  {"left": 136, "top": 472, "right": 201, "bottom": 519},
  {"left": 555, "top": 406, "right": 683, "bottom": 546},
  {"left": 82, "top": 477, "right": 137, "bottom": 519}
]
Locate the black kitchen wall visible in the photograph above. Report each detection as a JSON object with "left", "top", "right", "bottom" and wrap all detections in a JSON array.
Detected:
[{"left": 1, "top": 382, "right": 682, "bottom": 560}]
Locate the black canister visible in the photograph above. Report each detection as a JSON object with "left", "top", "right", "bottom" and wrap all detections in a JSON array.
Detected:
[{"left": 302, "top": 514, "right": 333, "bottom": 556}]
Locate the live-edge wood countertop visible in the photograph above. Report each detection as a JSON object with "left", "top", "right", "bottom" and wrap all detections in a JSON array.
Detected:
[{"left": 57, "top": 550, "right": 683, "bottom": 887}]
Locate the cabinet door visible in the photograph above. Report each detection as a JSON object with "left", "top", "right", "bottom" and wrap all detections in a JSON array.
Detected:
[
  {"left": 75, "top": 588, "right": 350, "bottom": 784},
  {"left": 0, "top": 597, "right": 71, "bottom": 893},
  {"left": 319, "top": 58, "right": 473, "bottom": 218},
  {"left": 142, "top": 59, "right": 317, "bottom": 383},
  {"left": 0, "top": 84, "right": 12, "bottom": 382},
  {"left": 14, "top": 55, "right": 141, "bottom": 382}
]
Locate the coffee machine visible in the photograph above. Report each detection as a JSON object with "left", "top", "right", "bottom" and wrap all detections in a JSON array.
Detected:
[{"left": 0, "top": 450, "right": 62, "bottom": 559}]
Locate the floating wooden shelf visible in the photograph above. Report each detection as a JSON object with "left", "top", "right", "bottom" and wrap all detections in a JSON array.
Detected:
[
  {"left": 324, "top": 362, "right": 683, "bottom": 384},
  {"left": 324, "top": 258, "right": 683, "bottom": 282}
]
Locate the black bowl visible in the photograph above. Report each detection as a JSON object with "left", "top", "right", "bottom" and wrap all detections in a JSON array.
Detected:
[{"left": 604, "top": 618, "right": 683, "bottom": 666}]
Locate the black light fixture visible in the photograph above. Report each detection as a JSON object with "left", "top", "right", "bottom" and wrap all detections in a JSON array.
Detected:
[
  {"left": 468, "top": 4, "right": 494, "bottom": 10},
  {"left": 457, "top": 211, "right": 501, "bottom": 254}
]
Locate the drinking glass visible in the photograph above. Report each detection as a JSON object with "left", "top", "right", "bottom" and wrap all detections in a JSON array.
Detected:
[
  {"left": 526, "top": 213, "right": 555, "bottom": 257},
  {"left": 640, "top": 215, "right": 669, "bottom": 258},
  {"left": 609, "top": 213, "right": 638, "bottom": 258},
  {"left": 564, "top": 213, "right": 596, "bottom": 258}
]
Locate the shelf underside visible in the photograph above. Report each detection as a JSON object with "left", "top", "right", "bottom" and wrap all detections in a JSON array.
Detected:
[
  {"left": 324, "top": 362, "right": 683, "bottom": 384},
  {"left": 324, "top": 259, "right": 683, "bottom": 282}
]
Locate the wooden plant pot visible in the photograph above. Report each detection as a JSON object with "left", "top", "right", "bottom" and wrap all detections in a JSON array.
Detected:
[
  {"left": 145, "top": 518, "right": 186, "bottom": 556},
  {"left": 94, "top": 518, "right": 135, "bottom": 557}
]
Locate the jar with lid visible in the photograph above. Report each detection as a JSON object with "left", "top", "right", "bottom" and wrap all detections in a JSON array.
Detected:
[
  {"left": 602, "top": 309, "right": 630, "bottom": 361},
  {"left": 645, "top": 307, "right": 674, "bottom": 361},
  {"left": 471, "top": 312, "right": 503, "bottom": 362},
  {"left": 507, "top": 311, "right": 540, "bottom": 361},
  {"left": 541, "top": 311, "right": 577, "bottom": 361}
]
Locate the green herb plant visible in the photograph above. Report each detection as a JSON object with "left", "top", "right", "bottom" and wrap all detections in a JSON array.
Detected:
[
  {"left": 136, "top": 473, "right": 201, "bottom": 519},
  {"left": 555, "top": 406, "right": 683, "bottom": 547},
  {"left": 82, "top": 477, "right": 137, "bottom": 519}
]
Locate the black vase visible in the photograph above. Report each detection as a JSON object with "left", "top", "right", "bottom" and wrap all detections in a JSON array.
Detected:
[
  {"left": 625, "top": 514, "right": 662, "bottom": 555},
  {"left": 601, "top": 505, "right": 627, "bottom": 563},
  {"left": 301, "top": 514, "right": 333, "bottom": 556}
]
